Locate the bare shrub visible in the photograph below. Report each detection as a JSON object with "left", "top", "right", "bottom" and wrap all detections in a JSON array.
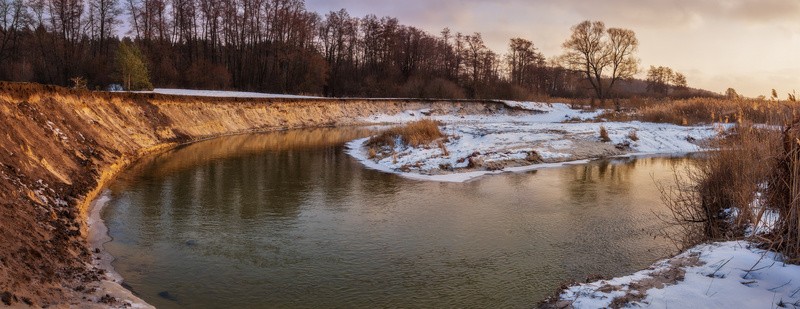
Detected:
[
  {"left": 367, "top": 119, "right": 445, "bottom": 149},
  {"left": 657, "top": 124, "right": 782, "bottom": 249},
  {"left": 70, "top": 77, "right": 87, "bottom": 90}
]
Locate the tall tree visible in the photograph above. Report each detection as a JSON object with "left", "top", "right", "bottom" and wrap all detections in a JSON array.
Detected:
[
  {"left": 646, "top": 65, "right": 688, "bottom": 95},
  {"left": 561, "top": 20, "right": 639, "bottom": 100},
  {"left": 116, "top": 40, "right": 152, "bottom": 90},
  {"left": 506, "top": 37, "right": 544, "bottom": 91}
]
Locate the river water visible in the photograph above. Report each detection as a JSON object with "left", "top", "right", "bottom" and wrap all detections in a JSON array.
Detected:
[{"left": 102, "top": 127, "right": 694, "bottom": 308}]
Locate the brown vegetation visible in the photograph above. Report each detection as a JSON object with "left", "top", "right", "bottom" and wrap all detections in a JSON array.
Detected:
[
  {"left": 657, "top": 124, "right": 782, "bottom": 249},
  {"left": 602, "top": 97, "right": 799, "bottom": 125},
  {"left": 599, "top": 125, "right": 611, "bottom": 142},
  {"left": 366, "top": 119, "right": 445, "bottom": 149},
  {"left": 767, "top": 120, "right": 800, "bottom": 263},
  {"left": 627, "top": 129, "right": 639, "bottom": 141}
]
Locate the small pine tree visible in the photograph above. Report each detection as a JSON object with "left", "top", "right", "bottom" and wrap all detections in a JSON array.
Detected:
[{"left": 116, "top": 41, "right": 153, "bottom": 91}]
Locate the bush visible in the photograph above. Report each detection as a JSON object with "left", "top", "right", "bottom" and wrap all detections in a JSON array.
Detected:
[{"left": 658, "top": 123, "right": 782, "bottom": 249}]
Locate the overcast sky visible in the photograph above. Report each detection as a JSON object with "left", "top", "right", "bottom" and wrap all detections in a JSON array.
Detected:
[{"left": 305, "top": 0, "right": 799, "bottom": 98}]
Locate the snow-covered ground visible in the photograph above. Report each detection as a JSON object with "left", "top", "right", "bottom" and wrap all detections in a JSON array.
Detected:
[
  {"left": 347, "top": 102, "right": 724, "bottom": 182},
  {"left": 141, "top": 88, "right": 319, "bottom": 99},
  {"left": 559, "top": 241, "right": 800, "bottom": 309}
]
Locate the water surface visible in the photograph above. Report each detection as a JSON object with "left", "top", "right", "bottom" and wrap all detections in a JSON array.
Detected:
[{"left": 103, "top": 128, "right": 692, "bottom": 308}]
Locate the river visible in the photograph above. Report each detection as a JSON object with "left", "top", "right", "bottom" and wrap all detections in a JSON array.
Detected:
[{"left": 101, "top": 127, "right": 694, "bottom": 308}]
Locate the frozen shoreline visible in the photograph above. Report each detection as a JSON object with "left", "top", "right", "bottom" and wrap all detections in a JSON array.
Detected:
[{"left": 556, "top": 241, "right": 800, "bottom": 308}]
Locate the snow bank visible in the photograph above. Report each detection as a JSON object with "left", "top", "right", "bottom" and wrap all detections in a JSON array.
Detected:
[
  {"left": 561, "top": 241, "right": 800, "bottom": 308},
  {"left": 348, "top": 102, "right": 723, "bottom": 182},
  {"left": 345, "top": 138, "right": 592, "bottom": 182},
  {"left": 142, "top": 88, "right": 319, "bottom": 99}
]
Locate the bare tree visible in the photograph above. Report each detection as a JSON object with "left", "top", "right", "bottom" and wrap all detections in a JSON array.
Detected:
[
  {"left": 0, "top": 0, "right": 29, "bottom": 62},
  {"left": 672, "top": 72, "right": 687, "bottom": 90},
  {"left": 561, "top": 20, "right": 639, "bottom": 100},
  {"left": 506, "top": 37, "right": 544, "bottom": 91}
]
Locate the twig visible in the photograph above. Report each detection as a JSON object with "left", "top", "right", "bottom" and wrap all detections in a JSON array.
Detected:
[
  {"left": 706, "top": 276, "right": 716, "bottom": 296},
  {"left": 743, "top": 251, "right": 773, "bottom": 279},
  {"left": 709, "top": 257, "right": 734, "bottom": 278},
  {"left": 769, "top": 280, "right": 793, "bottom": 293},
  {"left": 790, "top": 286, "right": 800, "bottom": 298}
]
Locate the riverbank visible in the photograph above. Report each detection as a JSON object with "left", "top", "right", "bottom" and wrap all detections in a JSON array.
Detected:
[
  {"left": 0, "top": 82, "right": 526, "bottom": 307},
  {"left": 548, "top": 240, "right": 800, "bottom": 308},
  {"left": 346, "top": 102, "right": 722, "bottom": 182}
]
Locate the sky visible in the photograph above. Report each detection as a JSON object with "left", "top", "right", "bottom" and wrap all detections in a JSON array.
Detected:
[{"left": 305, "top": 0, "right": 800, "bottom": 98}]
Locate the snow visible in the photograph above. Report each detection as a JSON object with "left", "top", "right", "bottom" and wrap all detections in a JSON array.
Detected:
[
  {"left": 561, "top": 241, "right": 800, "bottom": 309},
  {"left": 140, "top": 88, "right": 320, "bottom": 99},
  {"left": 348, "top": 102, "right": 725, "bottom": 182},
  {"left": 345, "top": 138, "right": 592, "bottom": 182}
]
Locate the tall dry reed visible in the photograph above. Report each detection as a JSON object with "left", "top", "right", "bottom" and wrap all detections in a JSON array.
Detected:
[
  {"left": 657, "top": 123, "right": 782, "bottom": 249},
  {"left": 767, "top": 119, "right": 800, "bottom": 262}
]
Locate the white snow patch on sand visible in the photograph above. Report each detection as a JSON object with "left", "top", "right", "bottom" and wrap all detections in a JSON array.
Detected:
[
  {"left": 141, "top": 88, "right": 319, "bottom": 99},
  {"left": 561, "top": 241, "right": 800, "bottom": 309},
  {"left": 349, "top": 102, "right": 724, "bottom": 182},
  {"left": 345, "top": 138, "right": 592, "bottom": 183}
]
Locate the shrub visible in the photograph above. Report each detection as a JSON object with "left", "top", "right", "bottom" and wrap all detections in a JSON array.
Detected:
[{"left": 657, "top": 123, "right": 782, "bottom": 249}]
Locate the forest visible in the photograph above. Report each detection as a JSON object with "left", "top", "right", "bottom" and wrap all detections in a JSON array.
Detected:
[{"left": 0, "top": 0, "right": 708, "bottom": 99}]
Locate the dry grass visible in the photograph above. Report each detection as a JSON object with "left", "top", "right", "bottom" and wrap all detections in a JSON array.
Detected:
[
  {"left": 599, "top": 125, "right": 611, "bottom": 142},
  {"left": 657, "top": 116, "right": 800, "bottom": 262},
  {"left": 767, "top": 120, "right": 800, "bottom": 263},
  {"left": 627, "top": 129, "right": 639, "bottom": 141},
  {"left": 657, "top": 123, "right": 783, "bottom": 249},
  {"left": 366, "top": 119, "right": 445, "bottom": 149},
  {"left": 602, "top": 98, "right": 800, "bottom": 125}
]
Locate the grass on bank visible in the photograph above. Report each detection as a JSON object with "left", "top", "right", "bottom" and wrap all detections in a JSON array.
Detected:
[
  {"left": 658, "top": 117, "right": 800, "bottom": 263},
  {"left": 598, "top": 97, "right": 799, "bottom": 125},
  {"left": 366, "top": 119, "right": 444, "bottom": 148}
]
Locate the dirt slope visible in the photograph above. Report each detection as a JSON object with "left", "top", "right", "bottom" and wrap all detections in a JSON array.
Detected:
[{"left": 0, "top": 82, "right": 526, "bottom": 307}]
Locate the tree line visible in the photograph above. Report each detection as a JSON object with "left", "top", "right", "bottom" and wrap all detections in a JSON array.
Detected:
[{"left": 0, "top": 0, "right": 696, "bottom": 99}]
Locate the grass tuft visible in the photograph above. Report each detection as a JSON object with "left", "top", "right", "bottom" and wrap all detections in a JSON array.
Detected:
[
  {"left": 599, "top": 125, "right": 611, "bottom": 142},
  {"left": 627, "top": 129, "right": 639, "bottom": 141},
  {"left": 367, "top": 119, "right": 445, "bottom": 149}
]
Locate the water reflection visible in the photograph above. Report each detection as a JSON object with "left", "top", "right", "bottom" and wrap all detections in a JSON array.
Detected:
[{"left": 104, "top": 129, "right": 696, "bottom": 309}]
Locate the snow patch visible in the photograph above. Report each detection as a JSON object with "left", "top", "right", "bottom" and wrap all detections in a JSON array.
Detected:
[
  {"left": 348, "top": 102, "right": 721, "bottom": 182},
  {"left": 140, "top": 88, "right": 320, "bottom": 99},
  {"left": 560, "top": 241, "right": 800, "bottom": 309}
]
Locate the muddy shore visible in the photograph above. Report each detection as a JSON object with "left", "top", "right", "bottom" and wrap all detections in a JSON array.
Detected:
[{"left": 0, "top": 82, "right": 533, "bottom": 307}]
